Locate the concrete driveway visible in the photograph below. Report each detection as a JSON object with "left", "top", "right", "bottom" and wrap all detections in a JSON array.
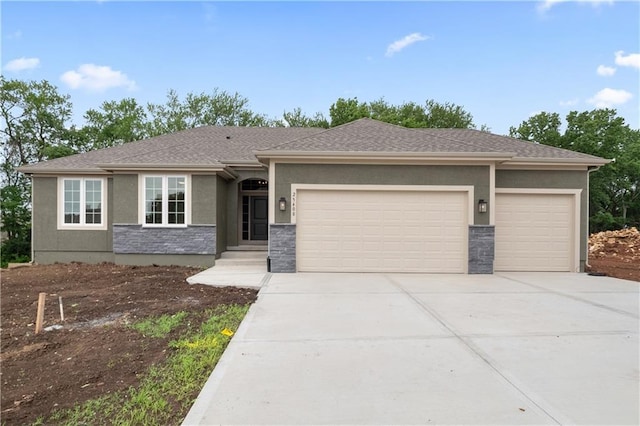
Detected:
[{"left": 183, "top": 273, "right": 639, "bottom": 425}]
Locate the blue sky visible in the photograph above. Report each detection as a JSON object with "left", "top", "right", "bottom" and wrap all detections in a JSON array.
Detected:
[{"left": 2, "top": 1, "right": 639, "bottom": 135}]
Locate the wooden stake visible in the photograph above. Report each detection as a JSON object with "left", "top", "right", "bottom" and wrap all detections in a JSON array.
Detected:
[
  {"left": 35, "top": 292, "right": 46, "bottom": 334},
  {"left": 59, "top": 296, "right": 64, "bottom": 322}
]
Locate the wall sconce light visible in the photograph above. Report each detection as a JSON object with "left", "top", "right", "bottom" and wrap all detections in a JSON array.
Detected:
[
  {"left": 279, "top": 197, "right": 287, "bottom": 211},
  {"left": 478, "top": 199, "right": 488, "bottom": 213}
]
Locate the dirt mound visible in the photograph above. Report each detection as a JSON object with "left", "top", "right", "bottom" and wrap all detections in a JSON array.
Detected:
[{"left": 589, "top": 227, "right": 640, "bottom": 261}]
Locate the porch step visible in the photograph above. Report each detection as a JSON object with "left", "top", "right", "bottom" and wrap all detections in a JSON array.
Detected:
[
  {"left": 226, "top": 246, "right": 268, "bottom": 252},
  {"left": 216, "top": 250, "right": 267, "bottom": 267},
  {"left": 220, "top": 251, "right": 267, "bottom": 260}
]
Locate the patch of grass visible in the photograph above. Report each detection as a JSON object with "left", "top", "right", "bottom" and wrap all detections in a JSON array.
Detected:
[
  {"left": 39, "top": 304, "right": 250, "bottom": 426},
  {"left": 130, "top": 312, "right": 188, "bottom": 338}
]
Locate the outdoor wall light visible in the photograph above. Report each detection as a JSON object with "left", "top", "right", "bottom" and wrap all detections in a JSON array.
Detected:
[
  {"left": 279, "top": 197, "right": 287, "bottom": 211},
  {"left": 478, "top": 199, "right": 488, "bottom": 213}
]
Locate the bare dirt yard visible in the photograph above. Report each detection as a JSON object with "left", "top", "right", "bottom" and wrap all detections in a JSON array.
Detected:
[{"left": 1, "top": 263, "right": 257, "bottom": 425}]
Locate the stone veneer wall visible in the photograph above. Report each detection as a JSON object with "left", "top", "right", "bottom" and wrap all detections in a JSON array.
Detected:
[
  {"left": 468, "top": 225, "right": 495, "bottom": 274},
  {"left": 113, "top": 224, "right": 216, "bottom": 254},
  {"left": 269, "top": 224, "right": 296, "bottom": 273}
]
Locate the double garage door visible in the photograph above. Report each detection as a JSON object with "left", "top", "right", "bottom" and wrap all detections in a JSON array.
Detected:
[
  {"left": 296, "top": 189, "right": 469, "bottom": 273},
  {"left": 294, "top": 188, "right": 577, "bottom": 273}
]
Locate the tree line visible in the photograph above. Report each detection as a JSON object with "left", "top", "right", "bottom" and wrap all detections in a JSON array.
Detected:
[{"left": 2, "top": 76, "right": 639, "bottom": 265}]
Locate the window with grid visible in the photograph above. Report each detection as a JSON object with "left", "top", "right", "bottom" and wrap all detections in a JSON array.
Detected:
[
  {"left": 60, "top": 178, "right": 104, "bottom": 228},
  {"left": 144, "top": 176, "right": 186, "bottom": 226}
]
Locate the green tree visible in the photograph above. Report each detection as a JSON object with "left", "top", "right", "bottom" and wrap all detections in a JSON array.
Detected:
[
  {"left": 76, "top": 98, "right": 148, "bottom": 151},
  {"left": 282, "top": 107, "right": 329, "bottom": 128},
  {"left": 1, "top": 77, "right": 73, "bottom": 186},
  {"left": 328, "top": 97, "right": 478, "bottom": 129},
  {"left": 509, "top": 111, "right": 562, "bottom": 146},
  {"left": 328, "top": 98, "right": 370, "bottom": 127},
  {"left": 0, "top": 185, "right": 31, "bottom": 266},
  {"left": 510, "top": 109, "right": 640, "bottom": 231},
  {"left": 0, "top": 77, "right": 73, "bottom": 264},
  {"left": 146, "top": 89, "right": 273, "bottom": 136}
]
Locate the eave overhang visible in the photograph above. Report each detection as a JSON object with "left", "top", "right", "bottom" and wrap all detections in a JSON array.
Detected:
[
  {"left": 499, "top": 157, "right": 612, "bottom": 168},
  {"left": 17, "top": 167, "right": 110, "bottom": 176},
  {"left": 254, "top": 151, "right": 516, "bottom": 165},
  {"left": 255, "top": 150, "right": 612, "bottom": 168},
  {"left": 96, "top": 163, "right": 238, "bottom": 180}
]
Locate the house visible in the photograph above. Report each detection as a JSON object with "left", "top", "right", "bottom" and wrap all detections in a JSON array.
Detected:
[{"left": 18, "top": 118, "right": 608, "bottom": 274}]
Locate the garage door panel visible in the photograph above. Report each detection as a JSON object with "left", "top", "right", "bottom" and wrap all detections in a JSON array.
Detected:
[
  {"left": 296, "top": 189, "right": 468, "bottom": 273},
  {"left": 495, "top": 193, "right": 574, "bottom": 272}
]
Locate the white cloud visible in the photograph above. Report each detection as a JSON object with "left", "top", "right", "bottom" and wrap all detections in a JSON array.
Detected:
[
  {"left": 386, "top": 33, "right": 430, "bottom": 57},
  {"left": 588, "top": 88, "right": 633, "bottom": 108},
  {"left": 614, "top": 51, "right": 640, "bottom": 69},
  {"left": 596, "top": 65, "right": 616, "bottom": 76},
  {"left": 4, "top": 57, "right": 40, "bottom": 72},
  {"left": 559, "top": 98, "right": 579, "bottom": 107},
  {"left": 60, "top": 64, "right": 137, "bottom": 92},
  {"left": 538, "top": 0, "right": 613, "bottom": 13}
]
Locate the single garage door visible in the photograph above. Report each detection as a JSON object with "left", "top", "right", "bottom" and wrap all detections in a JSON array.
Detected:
[
  {"left": 495, "top": 193, "right": 575, "bottom": 271},
  {"left": 296, "top": 189, "right": 468, "bottom": 273}
]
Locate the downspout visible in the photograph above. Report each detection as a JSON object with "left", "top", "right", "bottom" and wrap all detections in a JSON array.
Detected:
[
  {"left": 585, "top": 165, "right": 601, "bottom": 269},
  {"left": 30, "top": 175, "right": 35, "bottom": 264}
]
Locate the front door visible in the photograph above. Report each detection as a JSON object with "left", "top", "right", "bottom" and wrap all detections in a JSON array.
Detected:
[
  {"left": 240, "top": 179, "right": 268, "bottom": 243},
  {"left": 250, "top": 196, "right": 268, "bottom": 240}
]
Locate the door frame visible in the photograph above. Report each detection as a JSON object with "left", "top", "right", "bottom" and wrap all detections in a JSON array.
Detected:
[
  {"left": 494, "top": 188, "right": 582, "bottom": 272},
  {"left": 238, "top": 179, "right": 269, "bottom": 245}
]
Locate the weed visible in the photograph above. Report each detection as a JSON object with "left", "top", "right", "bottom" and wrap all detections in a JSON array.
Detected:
[
  {"left": 130, "top": 312, "right": 188, "bottom": 338},
  {"left": 39, "top": 304, "right": 250, "bottom": 426}
]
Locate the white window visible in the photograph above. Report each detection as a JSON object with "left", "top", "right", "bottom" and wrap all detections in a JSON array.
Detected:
[
  {"left": 58, "top": 178, "right": 107, "bottom": 229},
  {"left": 141, "top": 175, "right": 188, "bottom": 226}
]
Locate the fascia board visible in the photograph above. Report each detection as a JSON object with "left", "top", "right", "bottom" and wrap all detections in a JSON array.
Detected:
[
  {"left": 254, "top": 151, "right": 515, "bottom": 162},
  {"left": 99, "top": 163, "right": 238, "bottom": 179},
  {"left": 503, "top": 157, "right": 612, "bottom": 167},
  {"left": 18, "top": 167, "right": 109, "bottom": 175}
]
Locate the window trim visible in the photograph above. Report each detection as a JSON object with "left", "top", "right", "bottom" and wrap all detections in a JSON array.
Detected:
[
  {"left": 57, "top": 177, "right": 108, "bottom": 230},
  {"left": 138, "top": 174, "right": 191, "bottom": 227}
]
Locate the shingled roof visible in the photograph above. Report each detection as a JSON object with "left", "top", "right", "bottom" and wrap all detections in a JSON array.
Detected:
[
  {"left": 19, "top": 118, "right": 607, "bottom": 174},
  {"left": 255, "top": 118, "right": 607, "bottom": 163},
  {"left": 18, "top": 126, "right": 324, "bottom": 173}
]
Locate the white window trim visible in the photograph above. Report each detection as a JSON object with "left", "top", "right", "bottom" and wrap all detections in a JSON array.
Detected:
[
  {"left": 57, "top": 177, "right": 108, "bottom": 230},
  {"left": 138, "top": 174, "right": 191, "bottom": 227}
]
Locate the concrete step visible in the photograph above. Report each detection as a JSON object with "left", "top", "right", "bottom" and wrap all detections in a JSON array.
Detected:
[
  {"left": 226, "top": 246, "right": 268, "bottom": 252},
  {"left": 215, "top": 259, "right": 266, "bottom": 267},
  {"left": 220, "top": 251, "right": 267, "bottom": 260}
]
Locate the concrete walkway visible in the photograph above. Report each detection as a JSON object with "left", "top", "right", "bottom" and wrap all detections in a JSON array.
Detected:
[
  {"left": 186, "top": 251, "right": 269, "bottom": 289},
  {"left": 183, "top": 272, "right": 639, "bottom": 425}
]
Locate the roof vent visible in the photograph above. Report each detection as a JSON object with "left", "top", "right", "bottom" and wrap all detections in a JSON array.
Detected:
[{"left": 226, "top": 136, "right": 231, "bottom": 140}]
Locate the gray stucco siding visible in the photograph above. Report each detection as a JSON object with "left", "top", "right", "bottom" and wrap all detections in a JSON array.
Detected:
[
  {"left": 191, "top": 175, "right": 217, "bottom": 224},
  {"left": 274, "top": 163, "right": 490, "bottom": 225},
  {"left": 495, "top": 169, "right": 589, "bottom": 271},
  {"left": 215, "top": 176, "right": 228, "bottom": 255},
  {"left": 112, "top": 174, "right": 138, "bottom": 223},
  {"left": 32, "top": 176, "right": 114, "bottom": 254}
]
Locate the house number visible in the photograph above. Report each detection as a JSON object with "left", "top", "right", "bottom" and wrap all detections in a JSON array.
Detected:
[{"left": 292, "top": 191, "right": 296, "bottom": 217}]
